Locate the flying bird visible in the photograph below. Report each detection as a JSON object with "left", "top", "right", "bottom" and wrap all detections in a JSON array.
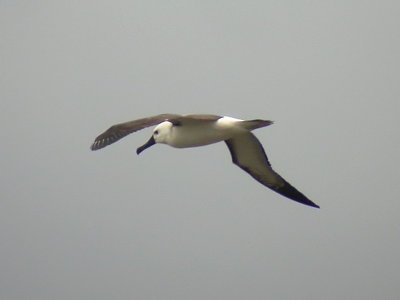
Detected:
[{"left": 91, "top": 114, "right": 319, "bottom": 208}]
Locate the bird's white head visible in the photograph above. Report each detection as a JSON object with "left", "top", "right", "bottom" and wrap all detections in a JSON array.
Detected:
[
  {"left": 152, "top": 121, "right": 173, "bottom": 144},
  {"left": 136, "top": 121, "right": 172, "bottom": 154}
]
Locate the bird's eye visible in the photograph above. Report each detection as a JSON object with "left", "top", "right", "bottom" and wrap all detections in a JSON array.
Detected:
[{"left": 154, "top": 130, "right": 159, "bottom": 135}]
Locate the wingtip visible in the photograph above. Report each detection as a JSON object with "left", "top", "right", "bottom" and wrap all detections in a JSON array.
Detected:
[
  {"left": 294, "top": 197, "right": 320, "bottom": 209},
  {"left": 273, "top": 181, "right": 320, "bottom": 209},
  {"left": 90, "top": 142, "right": 100, "bottom": 151}
]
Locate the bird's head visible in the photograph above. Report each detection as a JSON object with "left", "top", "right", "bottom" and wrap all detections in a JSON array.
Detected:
[{"left": 136, "top": 121, "right": 173, "bottom": 154}]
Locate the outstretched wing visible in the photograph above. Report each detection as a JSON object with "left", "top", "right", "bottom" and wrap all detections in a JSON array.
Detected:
[
  {"left": 91, "top": 114, "right": 181, "bottom": 150},
  {"left": 225, "top": 133, "right": 319, "bottom": 208}
]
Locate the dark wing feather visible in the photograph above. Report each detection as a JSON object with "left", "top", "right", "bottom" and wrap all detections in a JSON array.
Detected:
[
  {"left": 91, "top": 114, "right": 181, "bottom": 150},
  {"left": 182, "top": 114, "right": 222, "bottom": 121},
  {"left": 225, "top": 133, "right": 319, "bottom": 208},
  {"left": 166, "top": 114, "right": 222, "bottom": 126}
]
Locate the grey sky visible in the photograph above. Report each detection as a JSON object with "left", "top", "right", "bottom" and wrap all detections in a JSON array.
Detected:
[{"left": 1, "top": 1, "right": 399, "bottom": 299}]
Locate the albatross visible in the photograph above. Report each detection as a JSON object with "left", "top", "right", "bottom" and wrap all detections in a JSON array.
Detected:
[{"left": 91, "top": 114, "right": 319, "bottom": 208}]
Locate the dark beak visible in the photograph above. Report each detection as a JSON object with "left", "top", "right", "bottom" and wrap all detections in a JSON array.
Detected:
[{"left": 136, "top": 136, "right": 156, "bottom": 155}]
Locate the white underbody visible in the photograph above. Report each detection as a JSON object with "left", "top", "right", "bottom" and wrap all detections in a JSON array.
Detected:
[{"left": 164, "top": 117, "right": 246, "bottom": 148}]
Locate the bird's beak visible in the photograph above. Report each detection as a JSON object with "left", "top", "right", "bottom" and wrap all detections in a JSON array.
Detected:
[{"left": 136, "top": 136, "right": 156, "bottom": 155}]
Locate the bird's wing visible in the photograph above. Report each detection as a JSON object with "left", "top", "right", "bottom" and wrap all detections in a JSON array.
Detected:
[
  {"left": 171, "top": 114, "right": 223, "bottom": 126},
  {"left": 225, "top": 133, "right": 319, "bottom": 208},
  {"left": 91, "top": 114, "right": 181, "bottom": 150}
]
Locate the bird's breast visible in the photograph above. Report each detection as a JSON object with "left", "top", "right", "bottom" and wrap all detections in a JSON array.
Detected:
[{"left": 167, "top": 124, "right": 236, "bottom": 148}]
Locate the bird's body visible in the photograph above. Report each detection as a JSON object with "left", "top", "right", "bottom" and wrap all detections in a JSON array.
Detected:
[
  {"left": 91, "top": 114, "right": 319, "bottom": 208},
  {"left": 156, "top": 118, "right": 236, "bottom": 148},
  {"left": 150, "top": 116, "right": 266, "bottom": 148}
]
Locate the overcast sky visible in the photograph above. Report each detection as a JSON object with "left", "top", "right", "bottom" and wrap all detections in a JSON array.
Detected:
[{"left": 1, "top": 1, "right": 399, "bottom": 299}]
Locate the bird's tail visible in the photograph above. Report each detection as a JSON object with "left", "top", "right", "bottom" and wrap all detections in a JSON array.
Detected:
[{"left": 241, "top": 119, "right": 274, "bottom": 131}]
